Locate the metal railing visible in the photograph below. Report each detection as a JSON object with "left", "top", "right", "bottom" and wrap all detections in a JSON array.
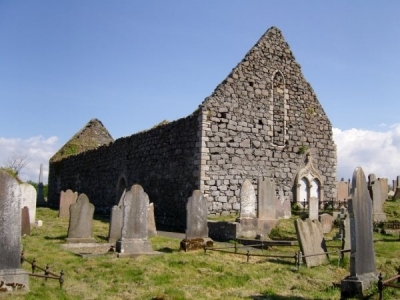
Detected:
[
  {"left": 378, "top": 268, "right": 400, "bottom": 299},
  {"left": 20, "top": 251, "right": 64, "bottom": 288}
]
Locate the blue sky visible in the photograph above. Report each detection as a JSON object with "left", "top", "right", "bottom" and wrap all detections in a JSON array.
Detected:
[{"left": 1, "top": 1, "right": 400, "bottom": 184}]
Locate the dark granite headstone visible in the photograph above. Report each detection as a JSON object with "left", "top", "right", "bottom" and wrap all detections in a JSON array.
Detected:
[
  {"left": 59, "top": 189, "right": 78, "bottom": 218},
  {"left": 66, "top": 193, "right": 96, "bottom": 243},
  {"left": 0, "top": 170, "right": 29, "bottom": 291},
  {"left": 341, "top": 167, "right": 377, "bottom": 298},
  {"left": 21, "top": 206, "right": 31, "bottom": 236}
]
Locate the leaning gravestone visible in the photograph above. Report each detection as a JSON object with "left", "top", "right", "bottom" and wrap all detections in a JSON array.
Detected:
[
  {"left": 295, "top": 218, "right": 328, "bottom": 267},
  {"left": 59, "top": 189, "right": 78, "bottom": 218},
  {"left": 21, "top": 206, "right": 31, "bottom": 236},
  {"left": 20, "top": 183, "right": 37, "bottom": 224},
  {"left": 257, "top": 178, "right": 279, "bottom": 234},
  {"left": 0, "top": 170, "right": 29, "bottom": 291},
  {"left": 116, "top": 184, "right": 159, "bottom": 256},
  {"left": 180, "top": 190, "right": 213, "bottom": 251},
  {"left": 341, "top": 167, "right": 377, "bottom": 298},
  {"left": 66, "top": 193, "right": 96, "bottom": 243},
  {"left": 237, "top": 179, "right": 258, "bottom": 238}
]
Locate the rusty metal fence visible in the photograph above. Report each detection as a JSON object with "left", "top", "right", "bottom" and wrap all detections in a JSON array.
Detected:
[{"left": 20, "top": 251, "right": 64, "bottom": 288}]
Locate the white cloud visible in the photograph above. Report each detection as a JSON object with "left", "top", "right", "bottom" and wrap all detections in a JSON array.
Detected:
[
  {"left": 333, "top": 124, "right": 400, "bottom": 184},
  {"left": 0, "top": 136, "right": 60, "bottom": 184}
]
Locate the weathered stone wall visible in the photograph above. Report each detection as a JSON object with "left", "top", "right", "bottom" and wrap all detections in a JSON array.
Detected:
[
  {"left": 48, "top": 112, "right": 201, "bottom": 230},
  {"left": 199, "top": 27, "right": 336, "bottom": 216}
]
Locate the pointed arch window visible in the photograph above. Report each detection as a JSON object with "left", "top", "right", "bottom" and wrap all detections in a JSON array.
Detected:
[{"left": 271, "top": 70, "right": 287, "bottom": 147}]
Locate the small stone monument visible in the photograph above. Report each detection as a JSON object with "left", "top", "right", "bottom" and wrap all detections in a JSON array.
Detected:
[
  {"left": 341, "top": 167, "right": 377, "bottom": 298},
  {"left": 116, "top": 184, "right": 159, "bottom": 256},
  {"left": 147, "top": 203, "right": 157, "bottom": 237},
  {"left": 21, "top": 206, "right": 31, "bottom": 236},
  {"left": 36, "top": 164, "right": 46, "bottom": 207},
  {"left": 20, "top": 183, "right": 37, "bottom": 224},
  {"left": 308, "top": 196, "right": 319, "bottom": 221},
  {"left": 319, "top": 213, "right": 334, "bottom": 234},
  {"left": 237, "top": 179, "right": 258, "bottom": 238},
  {"left": 59, "top": 189, "right": 78, "bottom": 218},
  {"left": 257, "top": 178, "right": 279, "bottom": 235},
  {"left": 295, "top": 218, "right": 328, "bottom": 267},
  {"left": 368, "top": 175, "right": 387, "bottom": 222},
  {"left": 0, "top": 170, "right": 29, "bottom": 291},
  {"left": 180, "top": 190, "right": 213, "bottom": 251},
  {"left": 66, "top": 193, "right": 96, "bottom": 243},
  {"left": 276, "top": 188, "right": 291, "bottom": 219}
]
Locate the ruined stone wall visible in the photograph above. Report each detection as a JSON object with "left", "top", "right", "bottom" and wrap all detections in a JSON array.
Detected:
[
  {"left": 199, "top": 27, "right": 337, "bottom": 216},
  {"left": 48, "top": 112, "right": 201, "bottom": 230}
]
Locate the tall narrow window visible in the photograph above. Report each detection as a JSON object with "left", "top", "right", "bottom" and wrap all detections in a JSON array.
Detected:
[{"left": 272, "top": 71, "right": 286, "bottom": 146}]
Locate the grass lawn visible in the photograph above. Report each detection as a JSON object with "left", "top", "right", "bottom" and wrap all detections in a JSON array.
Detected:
[{"left": 3, "top": 199, "right": 400, "bottom": 299}]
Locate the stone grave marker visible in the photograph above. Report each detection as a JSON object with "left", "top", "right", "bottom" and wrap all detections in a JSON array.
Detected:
[
  {"left": 0, "top": 170, "right": 29, "bottom": 291},
  {"left": 341, "top": 167, "right": 377, "bottom": 298},
  {"left": 308, "top": 196, "right": 319, "bottom": 221},
  {"left": 59, "top": 189, "right": 78, "bottom": 218},
  {"left": 276, "top": 188, "right": 291, "bottom": 219},
  {"left": 257, "top": 178, "right": 279, "bottom": 234},
  {"left": 21, "top": 206, "right": 31, "bottom": 236},
  {"left": 147, "top": 203, "right": 157, "bottom": 237},
  {"left": 181, "top": 190, "right": 213, "bottom": 251},
  {"left": 20, "top": 183, "right": 37, "bottom": 224},
  {"left": 295, "top": 218, "right": 328, "bottom": 267},
  {"left": 237, "top": 179, "right": 258, "bottom": 238},
  {"left": 337, "top": 178, "right": 349, "bottom": 202},
  {"left": 319, "top": 213, "right": 334, "bottom": 234},
  {"left": 116, "top": 184, "right": 159, "bottom": 256},
  {"left": 66, "top": 193, "right": 96, "bottom": 243},
  {"left": 368, "top": 176, "right": 387, "bottom": 222},
  {"left": 36, "top": 164, "right": 46, "bottom": 207}
]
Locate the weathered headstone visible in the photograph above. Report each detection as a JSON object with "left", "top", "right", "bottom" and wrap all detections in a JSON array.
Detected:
[
  {"left": 368, "top": 175, "right": 387, "bottom": 222},
  {"left": 59, "top": 189, "right": 78, "bottom": 218},
  {"left": 319, "top": 213, "right": 334, "bottom": 234},
  {"left": 20, "top": 183, "right": 37, "bottom": 224},
  {"left": 66, "top": 193, "right": 96, "bottom": 243},
  {"left": 147, "top": 203, "right": 157, "bottom": 237},
  {"left": 181, "top": 190, "right": 213, "bottom": 251},
  {"left": 295, "top": 218, "right": 328, "bottom": 267},
  {"left": 237, "top": 179, "right": 258, "bottom": 238},
  {"left": 257, "top": 178, "right": 279, "bottom": 234},
  {"left": 341, "top": 167, "right": 377, "bottom": 298},
  {"left": 116, "top": 184, "right": 158, "bottom": 256},
  {"left": 21, "top": 206, "right": 31, "bottom": 236},
  {"left": 308, "top": 196, "right": 319, "bottom": 221},
  {"left": 0, "top": 170, "right": 29, "bottom": 291},
  {"left": 337, "top": 178, "right": 350, "bottom": 202},
  {"left": 275, "top": 188, "right": 291, "bottom": 219}
]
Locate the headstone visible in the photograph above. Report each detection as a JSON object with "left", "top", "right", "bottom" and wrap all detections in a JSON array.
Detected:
[
  {"left": 36, "top": 164, "right": 46, "bottom": 207},
  {"left": 319, "top": 213, "right": 334, "bottom": 234},
  {"left": 20, "top": 183, "right": 37, "bottom": 224},
  {"left": 21, "top": 206, "right": 31, "bottom": 236},
  {"left": 256, "top": 178, "right": 279, "bottom": 234},
  {"left": 147, "top": 203, "right": 157, "bottom": 237},
  {"left": 341, "top": 167, "right": 377, "bottom": 298},
  {"left": 66, "top": 193, "right": 96, "bottom": 243},
  {"left": 308, "top": 196, "right": 319, "bottom": 221},
  {"left": 379, "top": 178, "right": 388, "bottom": 202},
  {"left": 181, "top": 190, "right": 213, "bottom": 251},
  {"left": 116, "top": 184, "right": 158, "bottom": 256},
  {"left": 59, "top": 189, "right": 78, "bottom": 218},
  {"left": 337, "top": 179, "right": 350, "bottom": 202},
  {"left": 368, "top": 176, "right": 386, "bottom": 222},
  {"left": 0, "top": 170, "right": 29, "bottom": 291},
  {"left": 341, "top": 211, "right": 351, "bottom": 252},
  {"left": 294, "top": 218, "right": 328, "bottom": 267},
  {"left": 276, "top": 188, "right": 291, "bottom": 219},
  {"left": 237, "top": 179, "right": 258, "bottom": 238}
]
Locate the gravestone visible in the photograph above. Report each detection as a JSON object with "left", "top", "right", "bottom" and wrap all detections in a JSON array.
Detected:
[
  {"left": 21, "top": 206, "right": 31, "bottom": 236},
  {"left": 181, "top": 190, "right": 213, "bottom": 251},
  {"left": 0, "top": 170, "right": 29, "bottom": 291},
  {"left": 337, "top": 178, "right": 350, "bottom": 202},
  {"left": 116, "top": 184, "right": 158, "bottom": 256},
  {"left": 257, "top": 178, "right": 279, "bottom": 234},
  {"left": 20, "top": 183, "right": 37, "bottom": 224},
  {"left": 237, "top": 179, "right": 258, "bottom": 238},
  {"left": 147, "top": 203, "right": 157, "bottom": 237},
  {"left": 66, "top": 193, "right": 96, "bottom": 243},
  {"left": 341, "top": 167, "right": 377, "bottom": 298},
  {"left": 341, "top": 211, "right": 351, "bottom": 253},
  {"left": 319, "top": 213, "right": 334, "bottom": 234},
  {"left": 59, "top": 189, "right": 78, "bottom": 218},
  {"left": 308, "top": 196, "right": 319, "bottom": 221},
  {"left": 276, "top": 188, "right": 291, "bottom": 219},
  {"left": 368, "top": 175, "right": 386, "bottom": 222},
  {"left": 295, "top": 218, "right": 328, "bottom": 267}
]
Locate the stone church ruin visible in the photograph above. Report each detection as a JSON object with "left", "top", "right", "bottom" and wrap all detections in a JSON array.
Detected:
[{"left": 48, "top": 27, "right": 337, "bottom": 230}]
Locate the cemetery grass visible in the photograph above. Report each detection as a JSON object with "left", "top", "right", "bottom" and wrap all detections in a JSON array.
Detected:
[{"left": 6, "top": 204, "right": 400, "bottom": 300}]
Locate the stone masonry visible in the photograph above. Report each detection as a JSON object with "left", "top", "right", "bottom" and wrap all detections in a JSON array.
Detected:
[{"left": 48, "top": 27, "right": 337, "bottom": 230}]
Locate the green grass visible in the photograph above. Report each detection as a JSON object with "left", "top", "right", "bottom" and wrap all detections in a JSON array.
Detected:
[{"left": 3, "top": 202, "right": 400, "bottom": 299}]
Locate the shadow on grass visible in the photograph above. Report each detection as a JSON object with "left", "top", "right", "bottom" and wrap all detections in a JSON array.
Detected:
[
  {"left": 157, "top": 247, "right": 180, "bottom": 253},
  {"left": 250, "top": 295, "right": 306, "bottom": 300},
  {"left": 44, "top": 234, "right": 67, "bottom": 240}
]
